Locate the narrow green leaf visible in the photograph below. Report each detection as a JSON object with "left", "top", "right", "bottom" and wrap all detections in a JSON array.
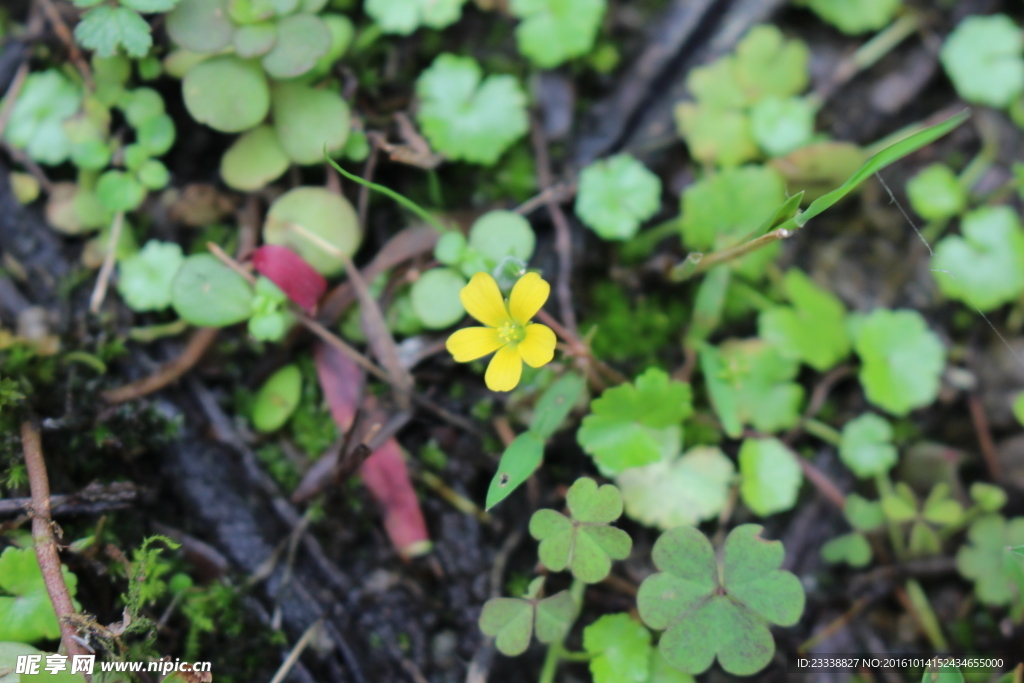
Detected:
[
  {"left": 486, "top": 432, "right": 545, "bottom": 510},
  {"left": 529, "top": 372, "right": 586, "bottom": 440}
]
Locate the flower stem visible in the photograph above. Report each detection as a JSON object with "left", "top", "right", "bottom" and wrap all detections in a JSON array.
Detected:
[
  {"left": 538, "top": 579, "right": 585, "bottom": 683},
  {"left": 803, "top": 418, "right": 842, "bottom": 446}
]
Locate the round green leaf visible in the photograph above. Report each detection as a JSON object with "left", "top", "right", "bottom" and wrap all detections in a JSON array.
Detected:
[
  {"left": 120, "top": 87, "right": 165, "bottom": 127},
  {"left": 675, "top": 104, "right": 757, "bottom": 168},
  {"left": 220, "top": 125, "right": 290, "bottom": 191},
  {"left": 906, "top": 163, "right": 966, "bottom": 222},
  {"left": 940, "top": 14, "right": 1024, "bottom": 108},
  {"left": 583, "top": 614, "right": 652, "bottom": 683},
  {"left": 575, "top": 154, "right": 662, "bottom": 241},
  {"left": 166, "top": 0, "right": 235, "bottom": 53},
  {"left": 262, "top": 187, "right": 360, "bottom": 276},
  {"left": 510, "top": 0, "right": 605, "bottom": 69},
  {"left": 796, "top": 0, "right": 901, "bottom": 35},
  {"left": 271, "top": 81, "right": 350, "bottom": 164},
  {"left": 410, "top": 267, "right": 467, "bottom": 329},
  {"left": 852, "top": 309, "right": 946, "bottom": 415},
  {"left": 116, "top": 240, "right": 184, "bottom": 312},
  {"left": 738, "top": 438, "right": 802, "bottom": 516},
  {"left": 366, "top": 0, "right": 467, "bottom": 35},
  {"left": 932, "top": 206, "right": 1024, "bottom": 312},
  {"left": 170, "top": 254, "right": 255, "bottom": 327},
  {"left": 750, "top": 96, "right": 815, "bottom": 157},
  {"left": 136, "top": 113, "right": 176, "bottom": 155},
  {"left": 137, "top": 159, "right": 170, "bottom": 190},
  {"left": 308, "top": 14, "right": 355, "bottom": 77},
  {"left": 261, "top": 13, "right": 331, "bottom": 79},
  {"left": 434, "top": 231, "right": 467, "bottom": 266},
  {"left": 467, "top": 210, "right": 536, "bottom": 265},
  {"left": 96, "top": 170, "right": 146, "bottom": 212},
  {"left": 182, "top": 55, "right": 270, "bottom": 133},
  {"left": 233, "top": 22, "right": 277, "bottom": 58},
  {"left": 839, "top": 413, "right": 897, "bottom": 479},
  {"left": 821, "top": 532, "right": 872, "bottom": 567},
  {"left": 252, "top": 364, "right": 302, "bottom": 432}
]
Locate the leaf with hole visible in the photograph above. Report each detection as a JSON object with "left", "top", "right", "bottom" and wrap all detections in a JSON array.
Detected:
[
  {"left": 529, "top": 477, "right": 631, "bottom": 583},
  {"left": 486, "top": 431, "right": 544, "bottom": 511},
  {"left": 637, "top": 524, "right": 804, "bottom": 676},
  {"left": 528, "top": 372, "right": 586, "bottom": 440},
  {"left": 577, "top": 368, "right": 693, "bottom": 474}
]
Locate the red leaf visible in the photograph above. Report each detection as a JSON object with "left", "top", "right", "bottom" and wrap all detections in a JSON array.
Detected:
[
  {"left": 313, "top": 341, "right": 364, "bottom": 430},
  {"left": 253, "top": 245, "right": 327, "bottom": 314},
  {"left": 360, "top": 439, "right": 431, "bottom": 560}
]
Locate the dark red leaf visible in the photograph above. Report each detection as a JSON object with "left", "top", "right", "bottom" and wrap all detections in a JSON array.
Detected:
[
  {"left": 360, "top": 439, "right": 431, "bottom": 560},
  {"left": 253, "top": 245, "right": 327, "bottom": 314}
]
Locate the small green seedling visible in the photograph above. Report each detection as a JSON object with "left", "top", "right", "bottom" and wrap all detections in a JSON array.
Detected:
[
  {"left": 365, "top": 0, "right": 466, "bottom": 35},
  {"left": 940, "top": 14, "right": 1024, "bottom": 109},
  {"left": 410, "top": 268, "right": 467, "bottom": 329},
  {"left": 616, "top": 445, "right": 734, "bottom": 530},
  {"left": 170, "top": 254, "right": 254, "bottom": 327},
  {"left": 957, "top": 515, "right": 1024, "bottom": 609},
  {"left": 699, "top": 339, "right": 804, "bottom": 438},
  {"left": 881, "top": 482, "right": 963, "bottom": 556},
  {"left": 931, "top": 206, "right": 1024, "bottom": 312},
  {"left": 248, "top": 277, "right": 295, "bottom": 342},
  {"left": 851, "top": 309, "right": 945, "bottom": 416},
  {"left": 839, "top": 413, "right": 897, "bottom": 479},
  {"left": 759, "top": 268, "right": 850, "bottom": 372},
  {"left": 252, "top": 364, "right": 302, "bottom": 433},
  {"left": 486, "top": 372, "right": 586, "bottom": 510},
  {"left": 738, "top": 437, "right": 803, "bottom": 516},
  {"left": 509, "top": 0, "right": 606, "bottom": 69},
  {"left": 822, "top": 494, "right": 885, "bottom": 568},
  {"left": 638, "top": 524, "right": 804, "bottom": 675},
  {"left": 1, "top": 70, "right": 82, "bottom": 165},
  {"left": 0, "top": 546, "right": 79, "bottom": 643},
  {"left": 576, "top": 368, "right": 693, "bottom": 474},
  {"left": 415, "top": 54, "right": 528, "bottom": 165},
  {"left": 73, "top": 0, "right": 178, "bottom": 58},
  {"left": 795, "top": 0, "right": 902, "bottom": 35},
  {"left": 906, "top": 164, "right": 966, "bottom": 222},
  {"left": 478, "top": 577, "right": 576, "bottom": 656},
  {"left": 574, "top": 154, "right": 662, "bottom": 241},
  {"left": 220, "top": 125, "right": 290, "bottom": 191},
  {"left": 529, "top": 478, "right": 632, "bottom": 583},
  {"left": 582, "top": 613, "right": 693, "bottom": 683},
  {"left": 116, "top": 240, "right": 184, "bottom": 312},
  {"left": 262, "top": 187, "right": 361, "bottom": 276}
]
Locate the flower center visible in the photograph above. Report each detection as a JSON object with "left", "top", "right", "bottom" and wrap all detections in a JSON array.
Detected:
[{"left": 496, "top": 320, "right": 526, "bottom": 345}]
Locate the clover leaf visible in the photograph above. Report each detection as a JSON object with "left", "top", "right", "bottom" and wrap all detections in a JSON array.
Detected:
[
  {"left": 852, "top": 309, "right": 945, "bottom": 416},
  {"left": 638, "top": 524, "right": 804, "bottom": 676},
  {"left": 839, "top": 413, "right": 897, "bottom": 479},
  {"left": 510, "top": 0, "right": 606, "bottom": 69},
  {"left": 415, "top": 54, "right": 528, "bottom": 165},
  {"left": 758, "top": 268, "right": 850, "bottom": 372},
  {"left": 529, "top": 477, "right": 632, "bottom": 583},
  {"left": 906, "top": 164, "right": 966, "bottom": 222},
  {"left": 575, "top": 154, "right": 662, "bottom": 241},
  {"left": 577, "top": 368, "right": 693, "bottom": 474},
  {"left": 700, "top": 339, "right": 804, "bottom": 438},
  {"left": 795, "top": 0, "right": 902, "bottom": 35},
  {"left": 932, "top": 206, "right": 1024, "bottom": 312},
  {"left": 3, "top": 70, "right": 81, "bottom": 165},
  {"left": 116, "top": 240, "right": 184, "bottom": 312},
  {"left": 617, "top": 446, "right": 734, "bottom": 530},
  {"left": 583, "top": 613, "right": 652, "bottom": 683},
  {"left": 75, "top": 6, "right": 153, "bottom": 58},
  {"left": 0, "top": 546, "right": 79, "bottom": 643},
  {"left": 845, "top": 493, "right": 885, "bottom": 532},
  {"left": 366, "top": 0, "right": 466, "bottom": 35},
  {"left": 739, "top": 438, "right": 802, "bottom": 517},
  {"left": 679, "top": 165, "right": 787, "bottom": 252},
  {"left": 479, "top": 577, "right": 577, "bottom": 656},
  {"left": 940, "top": 14, "right": 1024, "bottom": 109},
  {"left": 956, "top": 515, "right": 1024, "bottom": 606}
]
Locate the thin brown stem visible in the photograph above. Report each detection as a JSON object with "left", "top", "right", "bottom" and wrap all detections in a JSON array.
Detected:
[
  {"left": 89, "top": 210, "right": 124, "bottom": 313},
  {"left": 530, "top": 115, "right": 578, "bottom": 336},
  {"left": 968, "top": 393, "right": 1001, "bottom": 481},
  {"left": 0, "top": 62, "right": 29, "bottom": 140},
  {"left": 35, "top": 0, "right": 93, "bottom": 88},
  {"left": 21, "top": 421, "right": 89, "bottom": 659},
  {"left": 103, "top": 328, "right": 219, "bottom": 403},
  {"left": 672, "top": 228, "right": 793, "bottom": 281}
]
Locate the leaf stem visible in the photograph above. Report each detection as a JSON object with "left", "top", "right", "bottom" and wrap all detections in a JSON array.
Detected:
[
  {"left": 324, "top": 153, "right": 449, "bottom": 234},
  {"left": 671, "top": 228, "right": 792, "bottom": 282},
  {"left": 802, "top": 418, "right": 842, "bottom": 446},
  {"left": 537, "top": 579, "right": 585, "bottom": 683},
  {"left": 875, "top": 473, "right": 907, "bottom": 560}
]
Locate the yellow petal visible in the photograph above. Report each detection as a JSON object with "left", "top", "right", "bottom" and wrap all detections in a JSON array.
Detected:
[
  {"left": 508, "top": 272, "right": 550, "bottom": 323},
  {"left": 485, "top": 345, "right": 523, "bottom": 392},
  {"left": 446, "top": 327, "right": 503, "bottom": 362},
  {"left": 460, "top": 272, "right": 509, "bottom": 328},
  {"left": 518, "top": 324, "right": 556, "bottom": 368}
]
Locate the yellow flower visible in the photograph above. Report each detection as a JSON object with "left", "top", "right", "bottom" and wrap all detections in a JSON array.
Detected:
[{"left": 446, "top": 272, "right": 557, "bottom": 392}]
